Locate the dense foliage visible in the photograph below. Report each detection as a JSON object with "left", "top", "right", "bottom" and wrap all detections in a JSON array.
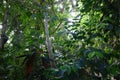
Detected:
[{"left": 0, "top": 0, "right": 120, "bottom": 80}]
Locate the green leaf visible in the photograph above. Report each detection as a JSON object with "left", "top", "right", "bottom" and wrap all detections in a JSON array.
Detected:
[
  {"left": 88, "top": 52, "right": 96, "bottom": 58},
  {"left": 71, "top": 65, "right": 78, "bottom": 73},
  {"left": 96, "top": 52, "right": 104, "bottom": 58}
]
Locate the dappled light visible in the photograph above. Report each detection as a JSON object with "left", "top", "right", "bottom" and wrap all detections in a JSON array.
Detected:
[{"left": 0, "top": 0, "right": 120, "bottom": 80}]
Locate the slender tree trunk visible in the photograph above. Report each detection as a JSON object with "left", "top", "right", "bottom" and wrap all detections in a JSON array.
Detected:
[
  {"left": 2, "top": 3, "right": 9, "bottom": 34},
  {"left": 44, "top": 10, "right": 56, "bottom": 68},
  {"left": 0, "top": 3, "right": 8, "bottom": 49}
]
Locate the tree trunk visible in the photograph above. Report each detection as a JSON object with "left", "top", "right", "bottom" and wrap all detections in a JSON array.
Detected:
[{"left": 44, "top": 11, "right": 56, "bottom": 68}]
